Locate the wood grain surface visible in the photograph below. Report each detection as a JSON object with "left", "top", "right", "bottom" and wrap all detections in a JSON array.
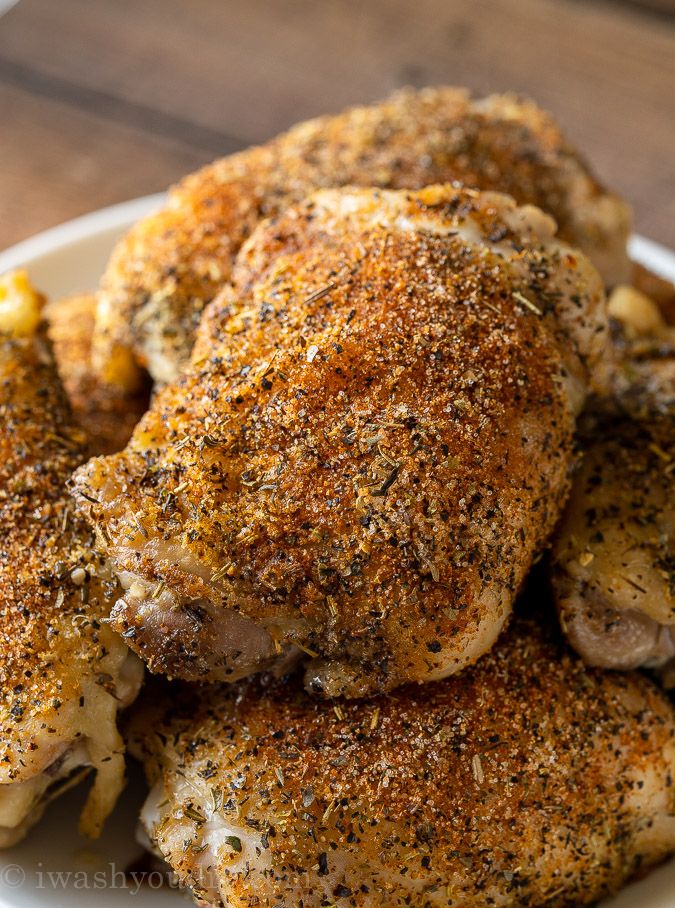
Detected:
[{"left": 0, "top": 0, "right": 673, "bottom": 250}]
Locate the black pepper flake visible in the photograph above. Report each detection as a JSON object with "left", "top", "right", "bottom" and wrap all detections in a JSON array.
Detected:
[
  {"left": 372, "top": 466, "right": 399, "bottom": 497},
  {"left": 318, "top": 852, "right": 329, "bottom": 875}
]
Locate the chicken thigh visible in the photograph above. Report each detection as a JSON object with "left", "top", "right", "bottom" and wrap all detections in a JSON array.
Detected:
[
  {"left": 74, "top": 185, "right": 606, "bottom": 697},
  {"left": 551, "top": 415, "right": 674, "bottom": 678},
  {"left": 0, "top": 271, "right": 143, "bottom": 847},
  {"left": 128, "top": 615, "right": 675, "bottom": 908},
  {"left": 93, "top": 86, "right": 630, "bottom": 387},
  {"left": 551, "top": 279, "right": 674, "bottom": 681}
]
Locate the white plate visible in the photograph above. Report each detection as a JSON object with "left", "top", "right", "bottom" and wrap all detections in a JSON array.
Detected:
[{"left": 0, "top": 199, "right": 673, "bottom": 907}]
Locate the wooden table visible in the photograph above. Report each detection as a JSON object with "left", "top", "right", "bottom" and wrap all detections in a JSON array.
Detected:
[{"left": 1, "top": 0, "right": 674, "bottom": 252}]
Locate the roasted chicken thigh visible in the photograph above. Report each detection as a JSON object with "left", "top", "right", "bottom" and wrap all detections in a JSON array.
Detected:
[
  {"left": 74, "top": 185, "right": 606, "bottom": 697},
  {"left": 0, "top": 272, "right": 143, "bottom": 847},
  {"left": 129, "top": 615, "right": 675, "bottom": 908},
  {"left": 552, "top": 415, "right": 674, "bottom": 678},
  {"left": 551, "top": 282, "right": 674, "bottom": 681},
  {"left": 93, "top": 86, "right": 630, "bottom": 386}
]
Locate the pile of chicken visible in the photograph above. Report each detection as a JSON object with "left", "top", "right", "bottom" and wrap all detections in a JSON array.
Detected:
[{"left": 0, "top": 87, "right": 673, "bottom": 907}]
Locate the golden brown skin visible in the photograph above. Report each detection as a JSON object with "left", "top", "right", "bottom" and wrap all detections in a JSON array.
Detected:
[
  {"left": 94, "top": 86, "right": 630, "bottom": 386},
  {"left": 45, "top": 293, "right": 149, "bottom": 454},
  {"left": 74, "top": 186, "right": 606, "bottom": 697},
  {"left": 129, "top": 615, "right": 675, "bottom": 908},
  {"left": 0, "top": 274, "right": 143, "bottom": 846}
]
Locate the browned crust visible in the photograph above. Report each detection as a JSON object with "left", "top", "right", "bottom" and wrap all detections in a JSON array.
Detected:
[
  {"left": 130, "top": 615, "right": 675, "bottom": 907},
  {"left": 0, "top": 326, "right": 125, "bottom": 780},
  {"left": 94, "top": 86, "right": 630, "bottom": 383},
  {"left": 74, "top": 186, "right": 606, "bottom": 695}
]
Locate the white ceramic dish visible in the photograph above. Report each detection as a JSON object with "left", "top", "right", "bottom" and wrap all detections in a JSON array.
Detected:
[{"left": 0, "top": 198, "right": 673, "bottom": 907}]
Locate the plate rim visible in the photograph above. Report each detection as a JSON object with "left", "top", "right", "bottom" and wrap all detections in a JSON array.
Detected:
[{"left": 0, "top": 194, "right": 165, "bottom": 276}]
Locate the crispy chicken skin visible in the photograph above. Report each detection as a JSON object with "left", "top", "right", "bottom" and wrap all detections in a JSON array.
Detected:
[
  {"left": 0, "top": 272, "right": 143, "bottom": 847},
  {"left": 93, "top": 86, "right": 630, "bottom": 386},
  {"left": 128, "top": 616, "right": 675, "bottom": 908},
  {"left": 74, "top": 186, "right": 607, "bottom": 698},
  {"left": 45, "top": 293, "right": 149, "bottom": 454}
]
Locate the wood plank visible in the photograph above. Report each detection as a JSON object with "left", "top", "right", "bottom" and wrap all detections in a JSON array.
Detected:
[
  {"left": 2, "top": 0, "right": 673, "bottom": 144},
  {"left": 1, "top": 0, "right": 673, "bottom": 247},
  {"left": 0, "top": 82, "right": 213, "bottom": 248},
  {"left": 614, "top": 0, "right": 675, "bottom": 16}
]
